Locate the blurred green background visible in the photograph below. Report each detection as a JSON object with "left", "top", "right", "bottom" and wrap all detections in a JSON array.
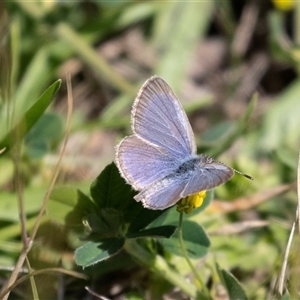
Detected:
[{"left": 1, "top": 0, "right": 300, "bottom": 299}]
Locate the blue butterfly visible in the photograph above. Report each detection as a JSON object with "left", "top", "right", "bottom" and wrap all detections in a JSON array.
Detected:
[{"left": 116, "top": 76, "right": 251, "bottom": 209}]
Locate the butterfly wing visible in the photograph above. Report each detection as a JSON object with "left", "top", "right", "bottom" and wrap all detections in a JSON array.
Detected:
[
  {"left": 134, "top": 155, "right": 233, "bottom": 210},
  {"left": 116, "top": 76, "right": 235, "bottom": 210},
  {"left": 181, "top": 156, "right": 234, "bottom": 197},
  {"left": 132, "top": 76, "right": 196, "bottom": 160},
  {"left": 134, "top": 175, "right": 189, "bottom": 210},
  {"left": 116, "top": 135, "right": 178, "bottom": 190}
]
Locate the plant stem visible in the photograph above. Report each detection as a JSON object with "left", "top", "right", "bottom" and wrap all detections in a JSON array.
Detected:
[
  {"left": 124, "top": 239, "right": 201, "bottom": 299},
  {"left": 177, "top": 211, "right": 212, "bottom": 299}
]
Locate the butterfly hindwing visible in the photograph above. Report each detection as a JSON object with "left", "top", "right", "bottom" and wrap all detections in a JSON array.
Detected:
[
  {"left": 181, "top": 158, "right": 234, "bottom": 197},
  {"left": 116, "top": 135, "right": 178, "bottom": 190},
  {"left": 134, "top": 175, "right": 189, "bottom": 209}
]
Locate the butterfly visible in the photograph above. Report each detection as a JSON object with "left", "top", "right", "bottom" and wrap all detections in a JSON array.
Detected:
[{"left": 115, "top": 76, "right": 251, "bottom": 210}]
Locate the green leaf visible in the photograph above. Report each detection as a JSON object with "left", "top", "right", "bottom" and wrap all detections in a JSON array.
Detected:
[
  {"left": 25, "top": 140, "right": 48, "bottom": 158},
  {"left": 268, "top": 11, "right": 293, "bottom": 64},
  {"left": 14, "top": 48, "right": 51, "bottom": 118},
  {"left": 75, "top": 238, "right": 125, "bottom": 267},
  {"left": 90, "top": 162, "right": 142, "bottom": 222},
  {"left": 200, "top": 121, "right": 235, "bottom": 148},
  {"left": 260, "top": 79, "right": 300, "bottom": 152},
  {"left": 25, "top": 112, "right": 63, "bottom": 158},
  {"left": 0, "top": 80, "right": 61, "bottom": 151},
  {"left": 82, "top": 163, "right": 146, "bottom": 239},
  {"left": 116, "top": 2, "right": 157, "bottom": 29},
  {"left": 276, "top": 147, "right": 298, "bottom": 169},
  {"left": 154, "top": 2, "right": 214, "bottom": 89},
  {"left": 280, "top": 292, "right": 290, "bottom": 300},
  {"left": 85, "top": 208, "right": 124, "bottom": 239},
  {"left": 160, "top": 220, "right": 210, "bottom": 259},
  {"left": 126, "top": 225, "right": 177, "bottom": 239},
  {"left": 56, "top": 23, "right": 135, "bottom": 95},
  {"left": 0, "top": 188, "right": 45, "bottom": 222},
  {"left": 208, "top": 94, "right": 257, "bottom": 157},
  {"left": 48, "top": 186, "right": 93, "bottom": 229},
  {"left": 216, "top": 263, "right": 248, "bottom": 300},
  {"left": 127, "top": 207, "right": 170, "bottom": 234}
]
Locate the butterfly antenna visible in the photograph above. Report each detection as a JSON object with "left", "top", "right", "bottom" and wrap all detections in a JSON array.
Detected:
[
  {"left": 213, "top": 154, "right": 254, "bottom": 180},
  {"left": 233, "top": 168, "right": 253, "bottom": 180},
  {"left": 214, "top": 157, "right": 254, "bottom": 180}
]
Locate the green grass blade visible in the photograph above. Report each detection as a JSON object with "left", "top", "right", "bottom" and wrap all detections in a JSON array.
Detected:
[{"left": 0, "top": 80, "right": 61, "bottom": 150}]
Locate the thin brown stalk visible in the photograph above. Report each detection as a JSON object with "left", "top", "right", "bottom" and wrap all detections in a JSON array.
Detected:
[
  {"left": 297, "top": 143, "right": 300, "bottom": 235},
  {"left": 211, "top": 183, "right": 293, "bottom": 213},
  {"left": 231, "top": 1, "right": 259, "bottom": 57},
  {"left": 30, "top": 73, "right": 73, "bottom": 240},
  {"left": 1, "top": 268, "right": 87, "bottom": 297},
  {"left": 278, "top": 214, "right": 296, "bottom": 295},
  {"left": 13, "top": 145, "right": 28, "bottom": 248},
  {"left": 277, "top": 145, "right": 300, "bottom": 295},
  {"left": 0, "top": 74, "right": 73, "bottom": 299},
  {"left": 85, "top": 287, "right": 109, "bottom": 300}
]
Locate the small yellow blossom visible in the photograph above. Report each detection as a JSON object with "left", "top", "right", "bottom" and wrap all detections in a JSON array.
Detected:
[
  {"left": 272, "top": 0, "right": 295, "bottom": 11},
  {"left": 177, "top": 191, "right": 207, "bottom": 214}
]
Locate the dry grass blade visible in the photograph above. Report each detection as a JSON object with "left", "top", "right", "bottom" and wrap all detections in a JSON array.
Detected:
[
  {"left": 0, "top": 74, "right": 73, "bottom": 300},
  {"left": 209, "top": 220, "right": 269, "bottom": 236},
  {"left": 231, "top": 2, "right": 259, "bottom": 57},
  {"left": 234, "top": 53, "right": 270, "bottom": 103},
  {"left": 2, "top": 268, "right": 87, "bottom": 296},
  {"left": 209, "top": 183, "right": 294, "bottom": 213},
  {"left": 277, "top": 145, "right": 300, "bottom": 295},
  {"left": 30, "top": 73, "right": 73, "bottom": 240},
  {"left": 298, "top": 143, "right": 300, "bottom": 235},
  {"left": 277, "top": 215, "right": 296, "bottom": 295},
  {"left": 85, "top": 287, "right": 111, "bottom": 300}
]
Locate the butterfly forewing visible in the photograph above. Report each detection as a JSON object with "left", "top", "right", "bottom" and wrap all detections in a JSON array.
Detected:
[{"left": 132, "top": 76, "right": 196, "bottom": 160}]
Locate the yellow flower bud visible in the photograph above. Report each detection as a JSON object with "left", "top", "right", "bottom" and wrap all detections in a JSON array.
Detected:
[
  {"left": 272, "top": 0, "right": 294, "bottom": 11},
  {"left": 176, "top": 191, "right": 207, "bottom": 214}
]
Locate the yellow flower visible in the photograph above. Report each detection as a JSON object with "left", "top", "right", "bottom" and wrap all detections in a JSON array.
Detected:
[
  {"left": 272, "top": 0, "right": 295, "bottom": 11},
  {"left": 177, "top": 191, "right": 206, "bottom": 214}
]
